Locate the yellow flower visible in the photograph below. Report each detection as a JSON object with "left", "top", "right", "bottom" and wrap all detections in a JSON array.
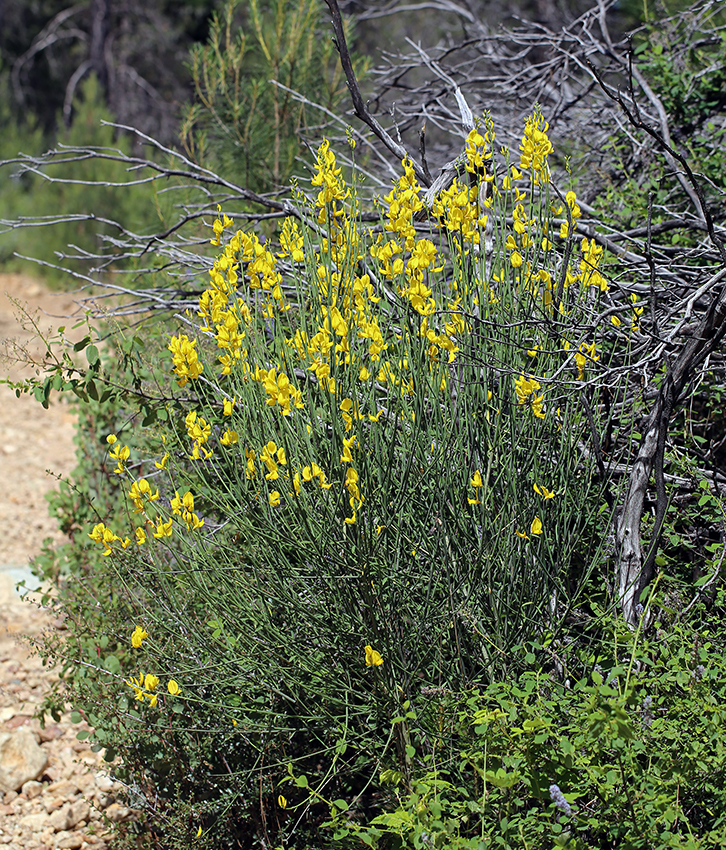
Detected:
[
  {"left": 108, "top": 442, "right": 130, "bottom": 474},
  {"left": 153, "top": 518, "right": 173, "bottom": 539},
  {"left": 470, "top": 470, "right": 483, "bottom": 488},
  {"left": 530, "top": 516, "right": 543, "bottom": 536},
  {"left": 340, "top": 434, "right": 357, "bottom": 463},
  {"left": 365, "top": 645, "right": 384, "bottom": 667},
  {"left": 516, "top": 529, "right": 529, "bottom": 540},
  {"left": 167, "top": 680, "right": 180, "bottom": 696},
  {"left": 223, "top": 397, "right": 235, "bottom": 416},
  {"left": 88, "top": 522, "right": 121, "bottom": 556},
  {"left": 611, "top": 315, "right": 622, "bottom": 328},
  {"left": 269, "top": 491, "right": 281, "bottom": 507},
  {"left": 126, "top": 672, "right": 159, "bottom": 707},
  {"left": 278, "top": 795, "right": 287, "bottom": 809},
  {"left": 135, "top": 527, "right": 146, "bottom": 546},
  {"left": 220, "top": 429, "right": 239, "bottom": 446},
  {"left": 534, "top": 483, "right": 555, "bottom": 499},
  {"left": 575, "top": 341, "right": 599, "bottom": 381},
  {"left": 154, "top": 453, "right": 169, "bottom": 470},
  {"left": 131, "top": 626, "right": 148, "bottom": 648},
  {"left": 510, "top": 251, "right": 523, "bottom": 268},
  {"left": 128, "top": 478, "right": 160, "bottom": 514},
  {"left": 106, "top": 434, "right": 117, "bottom": 445}
]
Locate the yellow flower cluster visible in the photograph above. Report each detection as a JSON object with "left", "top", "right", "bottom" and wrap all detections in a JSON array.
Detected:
[
  {"left": 106, "top": 434, "right": 130, "bottom": 475},
  {"left": 311, "top": 139, "right": 349, "bottom": 223},
  {"left": 558, "top": 190, "right": 582, "bottom": 239},
  {"left": 579, "top": 238, "right": 607, "bottom": 292},
  {"left": 185, "top": 411, "right": 213, "bottom": 460},
  {"left": 168, "top": 334, "right": 203, "bottom": 387},
  {"left": 383, "top": 156, "right": 424, "bottom": 250},
  {"left": 465, "top": 124, "right": 493, "bottom": 176},
  {"left": 514, "top": 374, "right": 545, "bottom": 419},
  {"left": 88, "top": 522, "right": 131, "bottom": 556},
  {"left": 171, "top": 490, "right": 204, "bottom": 530},
  {"left": 519, "top": 106, "right": 554, "bottom": 183},
  {"left": 575, "top": 341, "right": 599, "bottom": 381},
  {"left": 278, "top": 217, "right": 305, "bottom": 263},
  {"left": 128, "top": 478, "right": 159, "bottom": 514},
  {"left": 432, "top": 179, "right": 486, "bottom": 242},
  {"left": 126, "top": 628, "right": 180, "bottom": 708},
  {"left": 344, "top": 467, "right": 363, "bottom": 525},
  {"left": 255, "top": 366, "right": 304, "bottom": 415}
]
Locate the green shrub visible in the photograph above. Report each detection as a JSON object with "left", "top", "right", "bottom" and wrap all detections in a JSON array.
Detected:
[
  {"left": 26, "top": 111, "right": 652, "bottom": 848},
  {"left": 181, "top": 0, "right": 355, "bottom": 190},
  {"left": 330, "top": 607, "right": 726, "bottom": 849}
]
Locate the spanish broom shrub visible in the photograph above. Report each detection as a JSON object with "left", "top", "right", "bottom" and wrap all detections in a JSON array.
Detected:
[{"left": 29, "top": 111, "right": 689, "bottom": 847}]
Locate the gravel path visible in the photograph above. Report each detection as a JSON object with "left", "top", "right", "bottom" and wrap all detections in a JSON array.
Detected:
[{"left": 1, "top": 274, "right": 127, "bottom": 850}]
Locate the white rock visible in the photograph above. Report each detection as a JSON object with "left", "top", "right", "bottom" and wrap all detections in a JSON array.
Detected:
[
  {"left": 48, "top": 803, "right": 72, "bottom": 831},
  {"left": 21, "top": 779, "right": 43, "bottom": 799},
  {"left": 18, "top": 812, "right": 48, "bottom": 831},
  {"left": 104, "top": 802, "right": 130, "bottom": 822},
  {"left": 56, "top": 831, "right": 84, "bottom": 849},
  {"left": 68, "top": 800, "right": 90, "bottom": 828},
  {"left": 0, "top": 730, "right": 48, "bottom": 792},
  {"left": 94, "top": 772, "right": 115, "bottom": 792}
]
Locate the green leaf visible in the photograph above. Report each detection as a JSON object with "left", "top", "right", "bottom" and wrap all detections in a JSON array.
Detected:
[
  {"left": 104, "top": 655, "right": 120, "bottom": 675},
  {"left": 86, "top": 345, "right": 100, "bottom": 366},
  {"left": 76, "top": 730, "right": 90, "bottom": 741},
  {"left": 73, "top": 335, "right": 91, "bottom": 352}
]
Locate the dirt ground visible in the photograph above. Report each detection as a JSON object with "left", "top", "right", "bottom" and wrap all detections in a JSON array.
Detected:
[
  {"left": 0, "top": 273, "right": 82, "bottom": 569},
  {"left": 0, "top": 273, "right": 126, "bottom": 850}
]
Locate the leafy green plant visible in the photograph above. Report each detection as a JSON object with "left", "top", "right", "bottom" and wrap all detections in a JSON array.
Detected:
[
  {"left": 181, "top": 0, "right": 355, "bottom": 191},
  {"left": 327, "top": 606, "right": 726, "bottom": 849}
]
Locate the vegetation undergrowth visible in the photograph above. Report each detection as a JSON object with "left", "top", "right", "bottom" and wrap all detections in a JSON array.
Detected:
[{"left": 13, "top": 103, "right": 725, "bottom": 849}]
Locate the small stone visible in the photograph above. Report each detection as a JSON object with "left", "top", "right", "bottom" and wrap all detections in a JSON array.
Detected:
[
  {"left": 4, "top": 715, "right": 31, "bottom": 730},
  {"left": 43, "top": 796, "right": 65, "bottom": 814},
  {"left": 93, "top": 792, "right": 111, "bottom": 809},
  {"left": 18, "top": 812, "right": 49, "bottom": 830},
  {"left": 56, "top": 832, "right": 84, "bottom": 849},
  {"left": 0, "top": 729, "right": 48, "bottom": 792},
  {"left": 21, "top": 779, "right": 43, "bottom": 799},
  {"left": 48, "top": 803, "right": 71, "bottom": 831},
  {"left": 4, "top": 790, "right": 18, "bottom": 803},
  {"left": 46, "top": 780, "right": 79, "bottom": 798},
  {"left": 93, "top": 774, "right": 114, "bottom": 793},
  {"left": 67, "top": 800, "right": 90, "bottom": 828},
  {"left": 37, "top": 726, "right": 62, "bottom": 744},
  {"left": 103, "top": 803, "right": 130, "bottom": 822}
]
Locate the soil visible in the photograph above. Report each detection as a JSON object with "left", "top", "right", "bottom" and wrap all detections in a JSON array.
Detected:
[{"left": 0, "top": 273, "right": 126, "bottom": 850}]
